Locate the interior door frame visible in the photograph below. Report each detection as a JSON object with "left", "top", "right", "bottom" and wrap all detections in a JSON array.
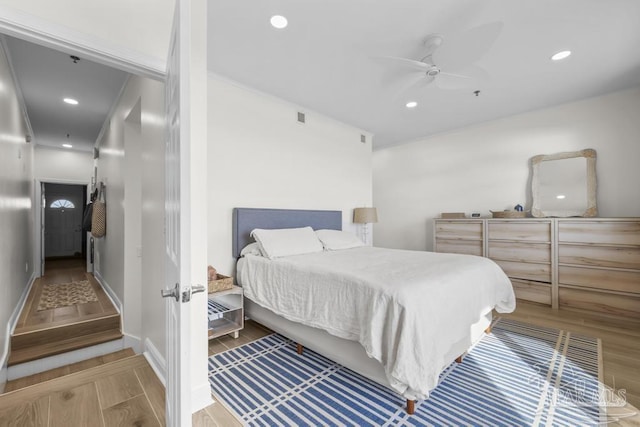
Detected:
[
  {"left": 5, "top": 5, "right": 210, "bottom": 422},
  {"left": 35, "top": 178, "right": 91, "bottom": 277}
]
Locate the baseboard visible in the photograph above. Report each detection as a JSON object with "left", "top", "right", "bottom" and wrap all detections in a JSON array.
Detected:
[
  {"left": 93, "top": 270, "right": 122, "bottom": 314},
  {"left": 192, "top": 382, "right": 215, "bottom": 413},
  {"left": 124, "top": 333, "right": 143, "bottom": 354},
  {"left": 143, "top": 338, "right": 213, "bottom": 413},
  {"left": 0, "top": 272, "right": 36, "bottom": 389},
  {"left": 7, "top": 337, "right": 125, "bottom": 380},
  {"left": 143, "top": 338, "right": 166, "bottom": 387}
]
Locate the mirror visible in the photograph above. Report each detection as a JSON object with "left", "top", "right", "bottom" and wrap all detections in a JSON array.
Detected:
[{"left": 531, "top": 149, "right": 597, "bottom": 217}]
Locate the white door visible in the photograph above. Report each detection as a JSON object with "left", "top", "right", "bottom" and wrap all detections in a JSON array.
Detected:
[{"left": 163, "top": 0, "right": 196, "bottom": 425}]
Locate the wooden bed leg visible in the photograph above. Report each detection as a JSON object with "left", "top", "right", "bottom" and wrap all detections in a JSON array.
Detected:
[
  {"left": 296, "top": 343, "right": 303, "bottom": 355},
  {"left": 455, "top": 355, "right": 463, "bottom": 364},
  {"left": 406, "top": 399, "right": 415, "bottom": 415},
  {"left": 485, "top": 326, "right": 492, "bottom": 334}
]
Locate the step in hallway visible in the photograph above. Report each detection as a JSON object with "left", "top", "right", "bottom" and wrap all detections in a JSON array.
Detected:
[
  {"left": 0, "top": 258, "right": 231, "bottom": 426},
  {"left": 9, "top": 258, "right": 122, "bottom": 366}
]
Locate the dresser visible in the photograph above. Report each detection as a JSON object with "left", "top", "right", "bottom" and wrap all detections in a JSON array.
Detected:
[{"left": 434, "top": 218, "right": 640, "bottom": 319}]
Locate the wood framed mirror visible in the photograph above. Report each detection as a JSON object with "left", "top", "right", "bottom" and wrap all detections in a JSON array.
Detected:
[{"left": 531, "top": 149, "right": 597, "bottom": 217}]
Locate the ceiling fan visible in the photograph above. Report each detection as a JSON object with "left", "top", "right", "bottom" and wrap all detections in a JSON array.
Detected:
[{"left": 380, "top": 22, "right": 503, "bottom": 94}]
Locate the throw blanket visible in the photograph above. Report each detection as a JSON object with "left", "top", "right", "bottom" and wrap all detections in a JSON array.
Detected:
[{"left": 237, "top": 247, "right": 515, "bottom": 400}]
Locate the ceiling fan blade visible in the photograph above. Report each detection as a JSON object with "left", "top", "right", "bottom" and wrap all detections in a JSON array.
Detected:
[
  {"left": 436, "top": 65, "right": 489, "bottom": 90},
  {"left": 435, "top": 74, "right": 475, "bottom": 90},
  {"left": 422, "top": 34, "right": 444, "bottom": 58},
  {"left": 433, "top": 22, "right": 503, "bottom": 71},
  {"left": 392, "top": 74, "right": 436, "bottom": 101},
  {"left": 439, "top": 71, "right": 471, "bottom": 79},
  {"left": 377, "top": 56, "right": 431, "bottom": 72}
]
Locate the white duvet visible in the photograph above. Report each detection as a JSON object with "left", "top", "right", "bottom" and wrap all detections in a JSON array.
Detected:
[{"left": 237, "top": 246, "right": 515, "bottom": 400}]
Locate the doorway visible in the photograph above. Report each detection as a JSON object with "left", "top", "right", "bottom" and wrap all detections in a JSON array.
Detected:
[{"left": 42, "top": 182, "right": 87, "bottom": 273}]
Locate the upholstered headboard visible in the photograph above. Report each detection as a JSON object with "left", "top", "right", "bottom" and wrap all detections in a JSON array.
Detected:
[{"left": 232, "top": 208, "right": 342, "bottom": 258}]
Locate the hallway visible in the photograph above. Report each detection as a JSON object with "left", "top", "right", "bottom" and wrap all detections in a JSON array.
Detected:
[{"left": 9, "top": 258, "right": 121, "bottom": 366}]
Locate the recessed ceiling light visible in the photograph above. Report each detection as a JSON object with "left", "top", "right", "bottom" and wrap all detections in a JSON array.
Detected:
[
  {"left": 63, "top": 98, "right": 79, "bottom": 105},
  {"left": 270, "top": 15, "right": 288, "bottom": 29},
  {"left": 406, "top": 101, "right": 418, "bottom": 109},
  {"left": 556, "top": 194, "right": 566, "bottom": 199},
  {"left": 62, "top": 143, "right": 73, "bottom": 148},
  {"left": 551, "top": 50, "right": 571, "bottom": 61}
]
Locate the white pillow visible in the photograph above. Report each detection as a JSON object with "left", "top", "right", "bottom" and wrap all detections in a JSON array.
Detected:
[
  {"left": 240, "top": 242, "right": 263, "bottom": 257},
  {"left": 315, "top": 229, "right": 364, "bottom": 250},
  {"left": 250, "top": 227, "right": 324, "bottom": 259}
]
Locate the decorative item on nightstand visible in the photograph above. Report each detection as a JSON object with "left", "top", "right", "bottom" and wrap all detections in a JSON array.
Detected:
[{"left": 354, "top": 207, "right": 378, "bottom": 245}]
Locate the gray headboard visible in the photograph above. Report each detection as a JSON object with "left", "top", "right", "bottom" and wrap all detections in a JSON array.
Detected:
[{"left": 232, "top": 208, "right": 342, "bottom": 258}]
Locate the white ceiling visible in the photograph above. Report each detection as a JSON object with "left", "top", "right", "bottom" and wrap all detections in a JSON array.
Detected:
[
  {"left": 4, "top": 35, "right": 129, "bottom": 152},
  {"left": 4, "top": 1, "right": 640, "bottom": 153},
  {"left": 207, "top": 0, "right": 640, "bottom": 148}
]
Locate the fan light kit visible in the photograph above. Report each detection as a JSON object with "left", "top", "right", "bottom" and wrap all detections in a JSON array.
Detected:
[
  {"left": 551, "top": 50, "right": 571, "bottom": 61},
  {"left": 63, "top": 97, "right": 78, "bottom": 105},
  {"left": 405, "top": 101, "right": 418, "bottom": 108},
  {"left": 270, "top": 15, "right": 288, "bottom": 29}
]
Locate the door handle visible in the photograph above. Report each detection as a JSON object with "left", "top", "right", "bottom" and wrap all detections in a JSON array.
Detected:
[
  {"left": 161, "top": 282, "right": 181, "bottom": 302},
  {"left": 181, "top": 284, "right": 205, "bottom": 303}
]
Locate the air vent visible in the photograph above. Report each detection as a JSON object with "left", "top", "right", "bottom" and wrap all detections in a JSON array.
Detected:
[
  {"left": 360, "top": 134, "right": 366, "bottom": 143},
  {"left": 297, "top": 112, "right": 305, "bottom": 123}
]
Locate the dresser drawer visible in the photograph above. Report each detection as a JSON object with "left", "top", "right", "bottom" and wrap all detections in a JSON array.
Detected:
[
  {"left": 558, "top": 221, "right": 640, "bottom": 246},
  {"left": 493, "top": 260, "right": 551, "bottom": 283},
  {"left": 435, "top": 239, "right": 483, "bottom": 256},
  {"left": 558, "top": 265, "right": 640, "bottom": 294},
  {"left": 488, "top": 221, "right": 551, "bottom": 242},
  {"left": 558, "top": 244, "right": 640, "bottom": 269},
  {"left": 559, "top": 287, "right": 640, "bottom": 319},
  {"left": 435, "top": 221, "right": 482, "bottom": 240},
  {"left": 511, "top": 279, "right": 551, "bottom": 305},
  {"left": 488, "top": 241, "right": 551, "bottom": 263}
]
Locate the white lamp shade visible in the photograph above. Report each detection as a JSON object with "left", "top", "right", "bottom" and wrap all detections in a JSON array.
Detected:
[{"left": 353, "top": 207, "right": 378, "bottom": 224}]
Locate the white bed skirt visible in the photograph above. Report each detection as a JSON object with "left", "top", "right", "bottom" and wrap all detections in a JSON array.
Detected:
[{"left": 245, "top": 298, "right": 493, "bottom": 400}]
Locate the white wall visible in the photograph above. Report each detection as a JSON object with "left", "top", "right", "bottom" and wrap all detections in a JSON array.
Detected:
[
  {"left": 0, "top": 1, "right": 173, "bottom": 67},
  {"left": 34, "top": 146, "right": 93, "bottom": 183},
  {"left": 0, "top": 40, "right": 34, "bottom": 385},
  {"left": 373, "top": 87, "right": 640, "bottom": 251},
  {"left": 207, "top": 75, "right": 373, "bottom": 275},
  {"left": 94, "top": 75, "right": 166, "bottom": 357}
]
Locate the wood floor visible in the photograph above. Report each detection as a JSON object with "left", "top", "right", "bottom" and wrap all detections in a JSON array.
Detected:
[
  {"left": 503, "top": 300, "right": 640, "bottom": 425},
  {"left": 0, "top": 353, "right": 165, "bottom": 426},
  {"left": 2, "top": 271, "right": 638, "bottom": 427},
  {"left": 9, "top": 258, "right": 121, "bottom": 366}
]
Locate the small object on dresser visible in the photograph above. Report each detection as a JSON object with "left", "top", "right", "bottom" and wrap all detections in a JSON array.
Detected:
[
  {"left": 514, "top": 204, "right": 524, "bottom": 212},
  {"left": 208, "top": 273, "right": 233, "bottom": 293},
  {"left": 491, "top": 210, "right": 526, "bottom": 218},
  {"left": 471, "top": 213, "right": 481, "bottom": 218},
  {"left": 207, "top": 265, "right": 217, "bottom": 281},
  {"left": 441, "top": 212, "right": 466, "bottom": 219}
]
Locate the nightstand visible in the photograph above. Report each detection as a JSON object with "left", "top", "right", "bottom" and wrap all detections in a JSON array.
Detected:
[{"left": 207, "top": 285, "right": 244, "bottom": 339}]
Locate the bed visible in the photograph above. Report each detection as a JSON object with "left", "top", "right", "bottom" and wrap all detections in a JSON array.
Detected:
[{"left": 233, "top": 207, "right": 516, "bottom": 414}]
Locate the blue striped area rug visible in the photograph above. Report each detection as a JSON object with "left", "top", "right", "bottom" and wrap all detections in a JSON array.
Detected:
[{"left": 208, "top": 319, "right": 604, "bottom": 426}]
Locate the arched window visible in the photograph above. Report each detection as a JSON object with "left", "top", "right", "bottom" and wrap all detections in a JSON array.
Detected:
[{"left": 50, "top": 199, "right": 75, "bottom": 209}]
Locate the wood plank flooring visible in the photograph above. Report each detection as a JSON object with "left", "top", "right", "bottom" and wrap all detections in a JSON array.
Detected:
[
  {"left": 0, "top": 355, "right": 164, "bottom": 426},
  {"left": 9, "top": 258, "right": 121, "bottom": 365},
  {"left": 503, "top": 300, "right": 640, "bottom": 425},
  {"left": 2, "top": 294, "right": 637, "bottom": 426}
]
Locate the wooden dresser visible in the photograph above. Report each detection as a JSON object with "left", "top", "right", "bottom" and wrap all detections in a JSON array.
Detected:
[{"left": 434, "top": 218, "right": 640, "bottom": 319}]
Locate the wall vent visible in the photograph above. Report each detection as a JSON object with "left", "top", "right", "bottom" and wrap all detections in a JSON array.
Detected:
[
  {"left": 297, "top": 112, "right": 305, "bottom": 123},
  {"left": 360, "top": 134, "right": 366, "bottom": 143}
]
